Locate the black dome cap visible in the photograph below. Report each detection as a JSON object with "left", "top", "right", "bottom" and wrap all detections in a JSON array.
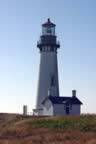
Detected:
[{"left": 42, "top": 18, "right": 56, "bottom": 27}]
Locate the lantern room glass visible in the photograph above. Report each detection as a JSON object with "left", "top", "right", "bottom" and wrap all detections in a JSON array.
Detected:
[{"left": 42, "top": 27, "right": 55, "bottom": 35}]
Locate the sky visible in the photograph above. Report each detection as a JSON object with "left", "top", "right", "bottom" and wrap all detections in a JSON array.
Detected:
[{"left": 0, "top": 0, "right": 96, "bottom": 114}]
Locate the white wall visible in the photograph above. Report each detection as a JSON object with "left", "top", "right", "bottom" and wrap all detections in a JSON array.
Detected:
[
  {"left": 71, "top": 105, "right": 80, "bottom": 115},
  {"left": 36, "top": 51, "right": 59, "bottom": 112},
  {"left": 43, "top": 100, "right": 53, "bottom": 116},
  {"left": 43, "top": 101, "right": 81, "bottom": 116},
  {"left": 53, "top": 104, "right": 81, "bottom": 116},
  {"left": 53, "top": 104, "right": 66, "bottom": 116}
]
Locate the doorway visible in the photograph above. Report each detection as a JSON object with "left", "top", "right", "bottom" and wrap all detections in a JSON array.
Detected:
[{"left": 66, "top": 106, "right": 70, "bottom": 115}]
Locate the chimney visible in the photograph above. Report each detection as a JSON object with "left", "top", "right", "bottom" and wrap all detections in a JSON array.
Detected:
[{"left": 72, "top": 90, "right": 76, "bottom": 97}]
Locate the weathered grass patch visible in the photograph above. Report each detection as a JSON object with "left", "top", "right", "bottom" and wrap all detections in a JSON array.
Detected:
[{"left": 30, "top": 115, "right": 96, "bottom": 132}]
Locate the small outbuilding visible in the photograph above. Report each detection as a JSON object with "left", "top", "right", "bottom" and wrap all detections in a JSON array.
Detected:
[{"left": 42, "top": 90, "right": 83, "bottom": 116}]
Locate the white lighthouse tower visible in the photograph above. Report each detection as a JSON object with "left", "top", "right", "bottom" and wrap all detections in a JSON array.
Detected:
[{"left": 36, "top": 19, "right": 60, "bottom": 115}]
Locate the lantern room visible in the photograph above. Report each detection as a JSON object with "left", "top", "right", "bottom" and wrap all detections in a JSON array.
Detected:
[
  {"left": 37, "top": 18, "right": 60, "bottom": 50},
  {"left": 42, "top": 18, "right": 56, "bottom": 36}
]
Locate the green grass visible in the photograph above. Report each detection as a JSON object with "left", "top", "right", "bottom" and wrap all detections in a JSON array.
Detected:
[
  {"left": 0, "top": 114, "right": 96, "bottom": 144},
  {"left": 29, "top": 115, "right": 96, "bottom": 132},
  {"left": 0, "top": 114, "right": 96, "bottom": 132}
]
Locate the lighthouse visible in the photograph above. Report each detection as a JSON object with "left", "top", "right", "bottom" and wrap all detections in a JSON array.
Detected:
[
  {"left": 33, "top": 19, "right": 83, "bottom": 116},
  {"left": 36, "top": 19, "right": 60, "bottom": 115}
]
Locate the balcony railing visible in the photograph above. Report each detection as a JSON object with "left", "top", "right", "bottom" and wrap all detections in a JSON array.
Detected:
[{"left": 37, "top": 40, "right": 60, "bottom": 47}]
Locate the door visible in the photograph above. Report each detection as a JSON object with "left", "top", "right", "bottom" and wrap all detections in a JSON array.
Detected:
[{"left": 66, "top": 106, "right": 70, "bottom": 115}]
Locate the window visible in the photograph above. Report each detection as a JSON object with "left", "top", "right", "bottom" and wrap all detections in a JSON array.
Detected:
[
  {"left": 51, "top": 75, "right": 55, "bottom": 86},
  {"left": 42, "top": 27, "right": 55, "bottom": 35}
]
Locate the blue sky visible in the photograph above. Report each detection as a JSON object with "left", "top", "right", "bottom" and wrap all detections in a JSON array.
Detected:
[{"left": 0, "top": 0, "right": 96, "bottom": 113}]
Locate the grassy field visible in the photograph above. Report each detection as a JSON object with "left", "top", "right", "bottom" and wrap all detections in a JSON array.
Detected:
[{"left": 0, "top": 114, "right": 96, "bottom": 144}]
